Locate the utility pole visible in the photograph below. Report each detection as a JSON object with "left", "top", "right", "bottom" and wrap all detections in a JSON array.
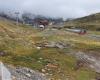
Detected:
[{"left": 15, "top": 12, "right": 19, "bottom": 26}]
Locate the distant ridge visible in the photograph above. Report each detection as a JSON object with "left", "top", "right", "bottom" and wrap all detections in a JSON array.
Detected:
[
  {"left": 73, "top": 13, "right": 100, "bottom": 23},
  {"left": 65, "top": 12, "right": 100, "bottom": 31}
]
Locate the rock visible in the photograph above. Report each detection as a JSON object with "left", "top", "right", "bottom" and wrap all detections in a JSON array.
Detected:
[
  {"left": 35, "top": 41, "right": 71, "bottom": 49},
  {"left": 45, "top": 42, "right": 66, "bottom": 49},
  {"left": 74, "top": 60, "right": 85, "bottom": 70},
  {"left": 41, "top": 69, "right": 46, "bottom": 73},
  {"left": 37, "top": 60, "right": 41, "bottom": 63},
  {"left": 39, "top": 57, "right": 43, "bottom": 60},
  {"left": 0, "top": 51, "right": 7, "bottom": 56},
  {"left": 26, "top": 73, "right": 31, "bottom": 77},
  {"left": 45, "top": 73, "right": 49, "bottom": 76},
  {"left": 6, "top": 65, "right": 48, "bottom": 80},
  {"left": 45, "top": 42, "right": 56, "bottom": 48},
  {"left": 12, "top": 76, "right": 16, "bottom": 79},
  {"left": 46, "top": 63, "right": 58, "bottom": 69},
  {"left": 36, "top": 47, "right": 41, "bottom": 50}
]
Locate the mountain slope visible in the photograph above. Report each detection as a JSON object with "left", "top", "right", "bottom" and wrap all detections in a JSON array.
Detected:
[
  {"left": 65, "top": 13, "right": 100, "bottom": 30},
  {"left": 0, "top": 19, "right": 100, "bottom": 80},
  {"left": 74, "top": 13, "right": 100, "bottom": 23}
]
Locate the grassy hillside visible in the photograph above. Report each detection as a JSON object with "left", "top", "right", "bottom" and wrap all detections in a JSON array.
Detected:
[
  {"left": 0, "top": 19, "right": 100, "bottom": 80},
  {"left": 65, "top": 13, "right": 100, "bottom": 31}
]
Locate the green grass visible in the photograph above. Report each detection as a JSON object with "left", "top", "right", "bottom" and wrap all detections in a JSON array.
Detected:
[
  {"left": 0, "top": 19, "right": 99, "bottom": 79},
  {"left": 76, "top": 70, "right": 95, "bottom": 80}
]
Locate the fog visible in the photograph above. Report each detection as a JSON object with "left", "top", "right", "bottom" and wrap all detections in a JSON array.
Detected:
[{"left": 0, "top": 0, "right": 100, "bottom": 19}]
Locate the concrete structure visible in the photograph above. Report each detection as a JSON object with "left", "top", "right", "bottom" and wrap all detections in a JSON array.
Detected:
[
  {"left": 0, "top": 62, "right": 11, "bottom": 80},
  {"left": 66, "top": 28, "right": 87, "bottom": 35}
]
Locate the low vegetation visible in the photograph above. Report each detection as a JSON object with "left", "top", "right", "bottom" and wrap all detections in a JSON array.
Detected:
[
  {"left": 65, "top": 13, "right": 100, "bottom": 31},
  {"left": 0, "top": 19, "right": 100, "bottom": 80}
]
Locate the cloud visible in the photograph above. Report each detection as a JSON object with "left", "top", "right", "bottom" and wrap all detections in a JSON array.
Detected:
[{"left": 0, "top": 0, "right": 100, "bottom": 18}]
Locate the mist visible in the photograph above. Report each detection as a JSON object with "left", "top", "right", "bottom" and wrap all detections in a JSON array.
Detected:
[{"left": 0, "top": 0, "right": 100, "bottom": 19}]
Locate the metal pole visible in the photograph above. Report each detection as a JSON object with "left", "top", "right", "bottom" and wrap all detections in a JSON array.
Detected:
[{"left": 15, "top": 12, "right": 19, "bottom": 26}]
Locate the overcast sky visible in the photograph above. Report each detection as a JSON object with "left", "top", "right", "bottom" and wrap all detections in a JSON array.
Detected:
[{"left": 0, "top": 0, "right": 100, "bottom": 19}]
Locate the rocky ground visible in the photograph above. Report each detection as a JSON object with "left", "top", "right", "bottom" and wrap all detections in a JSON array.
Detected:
[
  {"left": 69, "top": 51, "right": 100, "bottom": 73},
  {"left": 6, "top": 65, "right": 49, "bottom": 80}
]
